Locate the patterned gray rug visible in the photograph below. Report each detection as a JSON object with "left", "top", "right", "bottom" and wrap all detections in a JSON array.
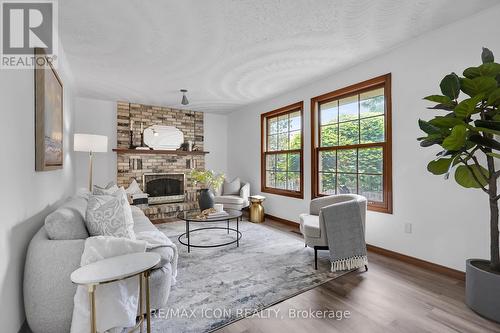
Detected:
[{"left": 152, "top": 219, "right": 344, "bottom": 333}]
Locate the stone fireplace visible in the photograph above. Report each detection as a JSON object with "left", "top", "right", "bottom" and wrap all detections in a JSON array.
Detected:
[{"left": 114, "top": 101, "right": 206, "bottom": 221}]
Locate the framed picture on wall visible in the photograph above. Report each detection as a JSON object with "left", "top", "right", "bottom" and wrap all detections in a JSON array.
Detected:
[{"left": 35, "top": 47, "right": 64, "bottom": 171}]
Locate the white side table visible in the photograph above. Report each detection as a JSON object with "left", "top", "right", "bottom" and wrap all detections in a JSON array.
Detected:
[{"left": 71, "top": 252, "right": 161, "bottom": 333}]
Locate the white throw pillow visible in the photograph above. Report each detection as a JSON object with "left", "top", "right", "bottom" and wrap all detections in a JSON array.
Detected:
[
  {"left": 85, "top": 188, "right": 136, "bottom": 239},
  {"left": 223, "top": 177, "right": 241, "bottom": 195},
  {"left": 125, "top": 179, "right": 142, "bottom": 195}
]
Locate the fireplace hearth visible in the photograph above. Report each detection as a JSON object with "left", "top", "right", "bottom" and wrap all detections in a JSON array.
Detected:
[{"left": 143, "top": 173, "right": 185, "bottom": 204}]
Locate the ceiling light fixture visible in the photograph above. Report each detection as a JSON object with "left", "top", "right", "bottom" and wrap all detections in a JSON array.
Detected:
[{"left": 180, "top": 89, "right": 189, "bottom": 105}]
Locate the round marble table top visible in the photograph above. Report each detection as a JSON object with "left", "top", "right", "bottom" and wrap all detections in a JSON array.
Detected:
[{"left": 70, "top": 252, "right": 160, "bottom": 285}]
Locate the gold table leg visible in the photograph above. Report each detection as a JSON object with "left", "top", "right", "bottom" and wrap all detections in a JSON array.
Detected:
[
  {"left": 145, "top": 271, "right": 151, "bottom": 333},
  {"left": 88, "top": 284, "right": 97, "bottom": 333},
  {"left": 139, "top": 274, "right": 144, "bottom": 333}
]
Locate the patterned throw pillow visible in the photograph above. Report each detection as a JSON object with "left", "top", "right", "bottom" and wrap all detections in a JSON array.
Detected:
[
  {"left": 85, "top": 188, "right": 136, "bottom": 239},
  {"left": 93, "top": 182, "right": 119, "bottom": 195}
]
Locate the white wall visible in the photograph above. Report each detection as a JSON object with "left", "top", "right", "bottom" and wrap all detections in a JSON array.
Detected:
[
  {"left": 204, "top": 113, "right": 228, "bottom": 175},
  {"left": 0, "top": 44, "right": 76, "bottom": 332},
  {"left": 73, "top": 98, "right": 229, "bottom": 187},
  {"left": 227, "top": 6, "right": 500, "bottom": 272},
  {"left": 74, "top": 97, "right": 117, "bottom": 189}
]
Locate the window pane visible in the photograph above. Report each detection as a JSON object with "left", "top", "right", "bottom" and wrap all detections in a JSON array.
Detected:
[
  {"left": 287, "top": 172, "right": 300, "bottom": 191},
  {"left": 263, "top": 105, "right": 304, "bottom": 195},
  {"left": 277, "top": 133, "right": 289, "bottom": 150},
  {"left": 266, "top": 154, "right": 276, "bottom": 171},
  {"left": 266, "top": 171, "right": 275, "bottom": 188},
  {"left": 277, "top": 115, "right": 289, "bottom": 133},
  {"left": 359, "top": 148, "right": 383, "bottom": 174},
  {"left": 268, "top": 117, "right": 278, "bottom": 134},
  {"left": 339, "top": 95, "right": 358, "bottom": 122},
  {"left": 339, "top": 120, "right": 359, "bottom": 145},
  {"left": 276, "top": 154, "right": 287, "bottom": 171},
  {"left": 319, "top": 150, "right": 336, "bottom": 172},
  {"left": 320, "top": 100, "right": 338, "bottom": 125},
  {"left": 337, "top": 149, "right": 357, "bottom": 173},
  {"left": 360, "top": 88, "right": 384, "bottom": 119},
  {"left": 319, "top": 173, "right": 336, "bottom": 195},
  {"left": 360, "top": 115, "right": 384, "bottom": 143},
  {"left": 267, "top": 134, "right": 277, "bottom": 151},
  {"left": 275, "top": 172, "right": 287, "bottom": 189},
  {"left": 359, "top": 174, "right": 383, "bottom": 202},
  {"left": 337, "top": 173, "right": 357, "bottom": 194},
  {"left": 288, "top": 153, "right": 300, "bottom": 172},
  {"left": 289, "top": 130, "right": 301, "bottom": 149},
  {"left": 289, "top": 111, "right": 301, "bottom": 131},
  {"left": 320, "top": 124, "right": 338, "bottom": 147}
]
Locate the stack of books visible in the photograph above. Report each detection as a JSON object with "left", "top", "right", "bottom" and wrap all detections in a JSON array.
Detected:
[{"left": 208, "top": 211, "right": 229, "bottom": 218}]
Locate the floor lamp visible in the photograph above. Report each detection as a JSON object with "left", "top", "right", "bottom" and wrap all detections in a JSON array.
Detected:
[{"left": 74, "top": 133, "right": 108, "bottom": 191}]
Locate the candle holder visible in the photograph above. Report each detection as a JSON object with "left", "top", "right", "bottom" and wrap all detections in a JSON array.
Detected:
[
  {"left": 129, "top": 119, "right": 136, "bottom": 149},
  {"left": 129, "top": 129, "right": 136, "bottom": 149}
]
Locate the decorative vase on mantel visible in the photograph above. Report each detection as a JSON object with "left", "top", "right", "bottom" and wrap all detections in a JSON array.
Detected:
[{"left": 198, "top": 189, "right": 214, "bottom": 211}]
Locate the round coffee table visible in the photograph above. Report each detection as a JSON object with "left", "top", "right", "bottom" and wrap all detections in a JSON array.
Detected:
[{"left": 177, "top": 209, "right": 242, "bottom": 253}]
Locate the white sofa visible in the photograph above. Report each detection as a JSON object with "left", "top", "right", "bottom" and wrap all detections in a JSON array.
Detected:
[
  {"left": 23, "top": 196, "right": 175, "bottom": 333},
  {"left": 214, "top": 181, "right": 250, "bottom": 210}
]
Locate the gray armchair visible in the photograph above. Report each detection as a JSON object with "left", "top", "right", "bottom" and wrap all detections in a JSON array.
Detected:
[
  {"left": 214, "top": 181, "right": 250, "bottom": 210},
  {"left": 300, "top": 194, "right": 367, "bottom": 269}
]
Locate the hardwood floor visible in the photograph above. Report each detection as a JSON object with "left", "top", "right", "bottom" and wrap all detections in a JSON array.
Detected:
[{"left": 216, "top": 219, "right": 500, "bottom": 333}]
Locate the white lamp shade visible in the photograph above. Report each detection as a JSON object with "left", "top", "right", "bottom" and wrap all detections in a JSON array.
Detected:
[{"left": 74, "top": 134, "right": 108, "bottom": 153}]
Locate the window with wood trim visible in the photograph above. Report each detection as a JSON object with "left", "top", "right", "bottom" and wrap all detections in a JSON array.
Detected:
[
  {"left": 311, "top": 74, "right": 392, "bottom": 213},
  {"left": 261, "top": 102, "right": 304, "bottom": 198}
]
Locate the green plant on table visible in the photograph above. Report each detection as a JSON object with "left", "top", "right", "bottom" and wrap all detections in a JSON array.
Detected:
[{"left": 190, "top": 169, "right": 225, "bottom": 190}]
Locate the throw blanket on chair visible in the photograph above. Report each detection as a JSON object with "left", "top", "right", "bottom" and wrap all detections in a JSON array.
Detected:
[{"left": 322, "top": 199, "right": 368, "bottom": 272}]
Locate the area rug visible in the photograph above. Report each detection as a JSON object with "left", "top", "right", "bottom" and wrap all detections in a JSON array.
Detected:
[{"left": 152, "top": 219, "right": 345, "bottom": 333}]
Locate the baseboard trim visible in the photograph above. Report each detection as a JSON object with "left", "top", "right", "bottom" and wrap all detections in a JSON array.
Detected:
[
  {"left": 265, "top": 214, "right": 465, "bottom": 281},
  {"left": 265, "top": 214, "right": 299, "bottom": 228},
  {"left": 366, "top": 244, "right": 465, "bottom": 281}
]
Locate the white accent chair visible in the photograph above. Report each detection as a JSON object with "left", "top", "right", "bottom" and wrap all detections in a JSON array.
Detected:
[
  {"left": 214, "top": 181, "right": 250, "bottom": 210},
  {"left": 299, "top": 194, "right": 367, "bottom": 269}
]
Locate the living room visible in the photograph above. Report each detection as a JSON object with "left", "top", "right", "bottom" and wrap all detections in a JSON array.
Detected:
[{"left": 2, "top": 1, "right": 500, "bottom": 333}]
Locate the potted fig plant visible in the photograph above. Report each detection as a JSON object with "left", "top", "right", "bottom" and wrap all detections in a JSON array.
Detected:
[
  {"left": 418, "top": 47, "right": 500, "bottom": 322},
  {"left": 190, "top": 169, "right": 224, "bottom": 211}
]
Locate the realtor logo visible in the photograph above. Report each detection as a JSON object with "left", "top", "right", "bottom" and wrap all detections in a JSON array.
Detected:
[{"left": 1, "top": 0, "right": 58, "bottom": 68}]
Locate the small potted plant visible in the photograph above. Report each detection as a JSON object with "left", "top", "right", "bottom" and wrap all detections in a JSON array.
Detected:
[
  {"left": 190, "top": 169, "right": 224, "bottom": 210},
  {"left": 418, "top": 47, "right": 500, "bottom": 322}
]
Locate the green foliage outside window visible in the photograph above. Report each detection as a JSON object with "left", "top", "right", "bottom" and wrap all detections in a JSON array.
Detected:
[{"left": 318, "top": 94, "right": 385, "bottom": 200}]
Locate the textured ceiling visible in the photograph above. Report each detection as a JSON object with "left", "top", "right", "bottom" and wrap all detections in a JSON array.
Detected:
[{"left": 60, "top": 0, "right": 497, "bottom": 113}]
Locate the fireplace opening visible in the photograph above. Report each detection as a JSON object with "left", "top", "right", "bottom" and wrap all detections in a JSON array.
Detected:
[{"left": 143, "top": 173, "right": 185, "bottom": 204}]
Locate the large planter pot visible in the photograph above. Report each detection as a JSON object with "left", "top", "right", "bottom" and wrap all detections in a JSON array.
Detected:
[
  {"left": 198, "top": 189, "right": 215, "bottom": 211},
  {"left": 466, "top": 259, "right": 500, "bottom": 323}
]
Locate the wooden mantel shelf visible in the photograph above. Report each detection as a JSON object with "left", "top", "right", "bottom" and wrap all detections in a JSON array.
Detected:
[{"left": 112, "top": 148, "right": 209, "bottom": 155}]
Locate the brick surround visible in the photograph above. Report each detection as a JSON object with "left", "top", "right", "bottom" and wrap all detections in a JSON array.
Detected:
[{"left": 116, "top": 101, "right": 205, "bottom": 220}]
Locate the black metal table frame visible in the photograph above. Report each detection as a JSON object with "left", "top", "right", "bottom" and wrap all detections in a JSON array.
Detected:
[{"left": 178, "top": 216, "right": 242, "bottom": 253}]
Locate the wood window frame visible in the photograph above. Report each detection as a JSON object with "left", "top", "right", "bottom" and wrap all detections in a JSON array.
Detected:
[
  {"left": 311, "top": 74, "right": 393, "bottom": 213},
  {"left": 261, "top": 101, "right": 304, "bottom": 199}
]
